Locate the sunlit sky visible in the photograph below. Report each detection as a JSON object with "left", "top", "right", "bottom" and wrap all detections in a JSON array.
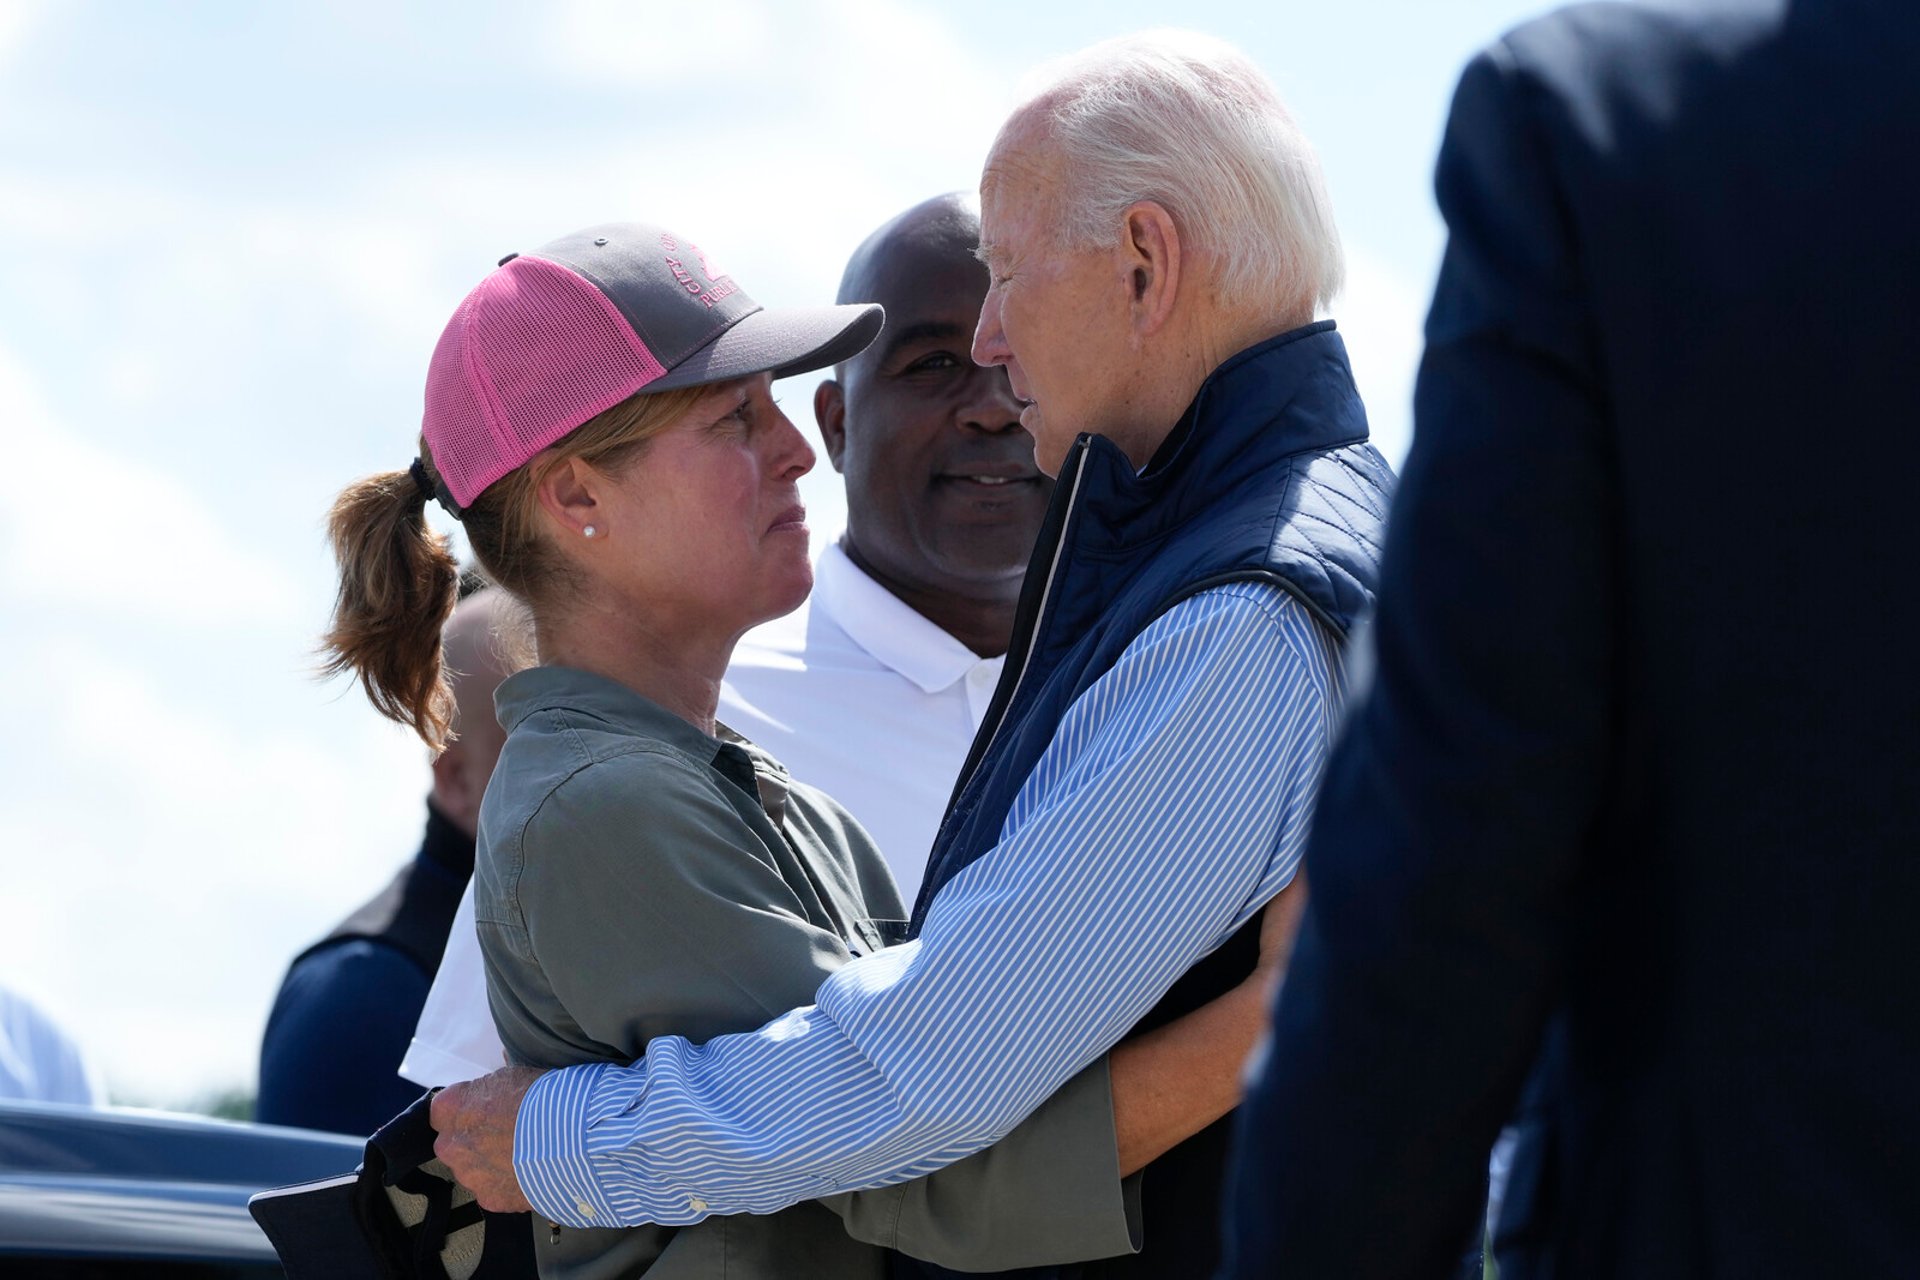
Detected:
[{"left": 0, "top": 0, "right": 1560, "bottom": 1107}]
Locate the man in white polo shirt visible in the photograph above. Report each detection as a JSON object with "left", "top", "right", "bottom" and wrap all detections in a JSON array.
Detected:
[{"left": 399, "top": 193, "right": 1047, "bottom": 1088}]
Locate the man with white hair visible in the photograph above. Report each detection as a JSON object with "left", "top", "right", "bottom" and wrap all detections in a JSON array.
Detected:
[{"left": 432, "top": 31, "right": 1391, "bottom": 1276}]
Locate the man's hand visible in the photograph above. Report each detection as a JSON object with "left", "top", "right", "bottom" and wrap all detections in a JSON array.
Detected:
[
  {"left": 430, "top": 1065, "right": 546, "bottom": 1214},
  {"left": 1251, "top": 871, "right": 1309, "bottom": 1001}
]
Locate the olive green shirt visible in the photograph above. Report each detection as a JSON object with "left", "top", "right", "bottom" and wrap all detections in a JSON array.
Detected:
[{"left": 474, "top": 666, "right": 1139, "bottom": 1279}]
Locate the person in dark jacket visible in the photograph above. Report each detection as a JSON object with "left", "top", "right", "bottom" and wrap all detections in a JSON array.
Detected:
[
  {"left": 257, "top": 586, "right": 515, "bottom": 1135},
  {"left": 1220, "top": 3, "right": 1920, "bottom": 1277}
]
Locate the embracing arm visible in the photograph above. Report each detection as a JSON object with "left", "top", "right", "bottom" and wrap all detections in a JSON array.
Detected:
[
  {"left": 441, "top": 586, "right": 1341, "bottom": 1231},
  {"left": 450, "top": 745, "right": 1142, "bottom": 1269},
  {"left": 1112, "top": 872, "right": 1306, "bottom": 1175},
  {"left": 827, "top": 876, "right": 1308, "bottom": 1270}
]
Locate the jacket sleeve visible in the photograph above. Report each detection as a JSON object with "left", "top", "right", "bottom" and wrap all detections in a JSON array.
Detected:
[{"left": 1221, "top": 38, "right": 1619, "bottom": 1280}]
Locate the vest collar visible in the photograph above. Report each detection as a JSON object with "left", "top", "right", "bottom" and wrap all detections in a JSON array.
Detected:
[{"left": 1071, "top": 320, "right": 1369, "bottom": 547}]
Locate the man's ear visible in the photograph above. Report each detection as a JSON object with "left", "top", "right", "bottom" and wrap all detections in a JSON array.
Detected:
[
  {"left": 1122, "top": 202, "right": 1182, "bottom": 337},
  {"left": 429, "top": 741, "right": 481, "bottom": 839},
  {"left": 815, "top": 378, "right": 849, "bottom": 473},
  {"left": 532, "top": 456, "right": 600, "bottom": 538}
]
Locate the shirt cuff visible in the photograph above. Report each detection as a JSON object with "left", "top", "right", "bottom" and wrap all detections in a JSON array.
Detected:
[{"left": 513, "top": 1061, "right": 625, "bottom": 1229}]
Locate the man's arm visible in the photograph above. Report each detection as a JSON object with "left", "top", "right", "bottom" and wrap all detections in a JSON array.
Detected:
[
  {"left": 434, "top": 877, "right": 1304, "bottom": 1248},
  {"left": 1220, "top": 41, "right": 1617, "bottom": 1279},
  {"left": 439, "top": 584, "right": 1340, "bottom": 1228}
]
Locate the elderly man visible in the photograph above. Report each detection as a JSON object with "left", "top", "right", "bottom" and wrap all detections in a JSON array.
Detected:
[{"left": 434, "top": 33, "right": 1390, "bottom": 1277}]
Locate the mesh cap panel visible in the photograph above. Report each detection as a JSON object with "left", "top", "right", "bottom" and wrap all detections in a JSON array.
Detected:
[{"left": 423, "top": 257, "right": 665, "bottom": 507}]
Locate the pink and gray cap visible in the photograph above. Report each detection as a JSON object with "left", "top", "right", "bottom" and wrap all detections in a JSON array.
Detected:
[{"left": 421, "top": 222, "right": 883, "bottom": 514}]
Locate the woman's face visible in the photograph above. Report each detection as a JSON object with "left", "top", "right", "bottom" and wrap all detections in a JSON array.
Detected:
[{"left": 595, "top": 373, "right": 816, "bottom": 642}]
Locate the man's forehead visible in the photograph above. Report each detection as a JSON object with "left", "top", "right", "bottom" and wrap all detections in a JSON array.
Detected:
[
  {"left": 867, "top": 239, "right": 983, "bottom": 302},
  {"left": 857, "top": 252, "right": 986, "bottom": 369},
  {"left": 980, "top": 147, "right": 1059, "bottom": 241}
]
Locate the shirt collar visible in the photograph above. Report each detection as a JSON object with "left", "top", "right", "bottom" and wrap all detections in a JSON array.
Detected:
[
  {"left": 813, "top": 542, "right": 994, "bottom": 695},
  {"left": 494, "top": 665, "right": 789, "bottom": 819},
  {"left": 495, "top": 664, "right": 713, "bottom": 746}
]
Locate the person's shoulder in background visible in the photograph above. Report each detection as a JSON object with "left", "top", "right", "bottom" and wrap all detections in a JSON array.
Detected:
[{"left": 0, "top": 983, "right": 106, "bottom": 1106}]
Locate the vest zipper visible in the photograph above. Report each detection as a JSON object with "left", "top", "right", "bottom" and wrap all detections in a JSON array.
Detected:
[{"left": 948, "top": 435, "right": 1092, "bottom": 807}]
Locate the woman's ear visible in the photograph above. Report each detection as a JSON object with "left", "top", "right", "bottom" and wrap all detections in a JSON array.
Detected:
[{"left": 532, "top": 456, "right": 602, "bottom": 539}]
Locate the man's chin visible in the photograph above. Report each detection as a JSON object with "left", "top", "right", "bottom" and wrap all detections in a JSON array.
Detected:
[{"left": 930, "top": 537, "right": 1047, "bottom": 585}]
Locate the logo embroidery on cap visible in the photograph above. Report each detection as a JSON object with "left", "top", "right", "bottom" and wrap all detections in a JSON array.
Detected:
[{"left": 659, "top": 232, "right": 739, "bottom": 309}]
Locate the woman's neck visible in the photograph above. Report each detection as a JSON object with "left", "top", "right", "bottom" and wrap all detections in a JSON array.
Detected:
[{"left": 535, "top": 607, "right": 734, "bottom": 737}]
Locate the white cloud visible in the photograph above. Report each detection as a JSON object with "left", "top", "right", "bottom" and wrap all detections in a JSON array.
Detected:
[
  {"left": 549, "top": 0, "right": 778, "bottom": 82},
  {"left": 0, "top": 0, "right": 43, "bottom": 66},
  {"left": 0, "top": 347, "right": 303, "bottom": 626},
  {"left": 0, "top": 634, "right": 429, "bottom": 1104}
]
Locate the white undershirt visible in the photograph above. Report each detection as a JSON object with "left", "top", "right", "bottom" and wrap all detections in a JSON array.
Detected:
[{"left": 399, "top": 545, "right": 1002, "bottom": 1087}]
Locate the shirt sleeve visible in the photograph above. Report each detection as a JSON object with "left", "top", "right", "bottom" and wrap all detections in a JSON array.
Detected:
[{"left": 515, "top": 582, "right": 1344, "bottom": 1228}]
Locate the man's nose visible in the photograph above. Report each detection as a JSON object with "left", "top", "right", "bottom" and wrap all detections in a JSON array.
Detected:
[
  {"left": 957, "top": 366, "right": 1026, "bottom": 434},
  {"left": 972, "top": 291, "right": 1009, "bottom": 369}
]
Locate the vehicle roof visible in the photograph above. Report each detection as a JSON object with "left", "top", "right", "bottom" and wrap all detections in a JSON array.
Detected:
[{"left": 0, "top": 1099, "right": 363, "bottom": 1262}]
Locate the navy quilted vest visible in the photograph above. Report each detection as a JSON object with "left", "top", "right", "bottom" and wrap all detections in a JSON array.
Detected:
[{"left": 903, "top": 322, "right": 1392, "bottom": 1279}]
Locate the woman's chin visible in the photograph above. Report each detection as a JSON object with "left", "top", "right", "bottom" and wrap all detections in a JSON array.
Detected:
[{"left": 749, "top": 566, "right": 814, "bottom": 628}]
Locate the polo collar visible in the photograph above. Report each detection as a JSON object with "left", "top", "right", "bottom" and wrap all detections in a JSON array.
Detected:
[{"left": 814, "top": 542, "right": 994, "bottom": 695}]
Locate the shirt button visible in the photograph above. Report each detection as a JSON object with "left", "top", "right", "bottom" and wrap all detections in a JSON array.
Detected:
[
  {"left": 689, "top": 1196, "right": 708, "bottom": 1212},
  {"left": 576, "top": 1201, "right": 595, "bottom": 1221}
]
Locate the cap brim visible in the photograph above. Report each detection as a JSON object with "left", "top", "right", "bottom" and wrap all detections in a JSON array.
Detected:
[{"left": 648, "top": 302, "right": 883, "bottom": 391}]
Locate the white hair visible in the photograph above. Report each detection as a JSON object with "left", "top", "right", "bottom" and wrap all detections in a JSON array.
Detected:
[{"left": 1011, "top": 30, "right": 1344, "bottom": 315}]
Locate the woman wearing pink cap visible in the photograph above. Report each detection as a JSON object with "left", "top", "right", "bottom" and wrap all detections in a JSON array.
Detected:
[{"left": 321, "top": 224, "right": 1278, "bottom": 1277}]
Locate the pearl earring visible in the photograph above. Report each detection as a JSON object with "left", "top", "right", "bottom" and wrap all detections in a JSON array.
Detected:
[{"left": 582, "top": 525, "right": 598, "bottom": 539}]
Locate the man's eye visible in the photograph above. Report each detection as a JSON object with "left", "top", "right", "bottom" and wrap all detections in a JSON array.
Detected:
[{"left": 907, "top": 352, "right": 963, "bottom": 373}]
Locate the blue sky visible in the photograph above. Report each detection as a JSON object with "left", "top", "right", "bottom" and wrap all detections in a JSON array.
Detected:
[{"left": 0, "top": 0, "right": 1558, "bottom": 1106}]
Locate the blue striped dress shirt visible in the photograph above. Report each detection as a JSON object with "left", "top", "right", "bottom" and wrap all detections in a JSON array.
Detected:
[{"left": 515, "top": 580, "right": 1343, "bottom": 1229}]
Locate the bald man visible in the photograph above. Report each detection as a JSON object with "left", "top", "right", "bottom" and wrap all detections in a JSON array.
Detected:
[{"left": 258, "top": 585, "right": 517, "bottom": 1135}]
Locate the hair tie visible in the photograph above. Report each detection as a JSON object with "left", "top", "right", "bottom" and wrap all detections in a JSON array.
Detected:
[{"left": 408, "top": 456, "right": 467, "bottom": 521}]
